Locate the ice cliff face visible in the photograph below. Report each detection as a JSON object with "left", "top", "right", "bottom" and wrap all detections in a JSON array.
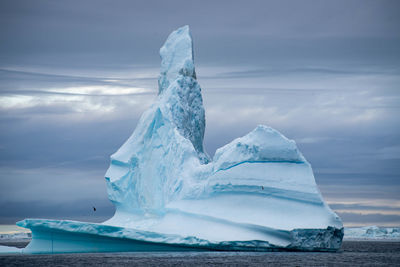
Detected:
[{"left": 17, "top": 26, "right": 343, "bottom": 253}]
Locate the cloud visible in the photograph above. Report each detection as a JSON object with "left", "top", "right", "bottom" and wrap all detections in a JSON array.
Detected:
[
  {"left": 338, "top": 212, "right": 400, "bottom": 226},
  {"left": 0, "top": 166, "right": 115, "bottom": 223},
  {"left": 0, "top": 200, "right": 114, "bottom": 224},
  {"left": 377, "top": 146, "right": 400, "bottom": 160},
  {"left": 329, "top": 202, "right": 400, "bottom": 219},
  {"left": 0, "top": 0, "right": 399, "bottom": 226}
]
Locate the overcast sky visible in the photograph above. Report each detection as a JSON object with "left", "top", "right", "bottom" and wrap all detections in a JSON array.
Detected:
[{"left": 0, "top": 0, "right": 399, "bottom": 226}]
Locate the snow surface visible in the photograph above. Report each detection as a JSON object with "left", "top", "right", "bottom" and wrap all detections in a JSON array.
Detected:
[{"left": 16, "top": 25, "right": 343, "bottom": 253}]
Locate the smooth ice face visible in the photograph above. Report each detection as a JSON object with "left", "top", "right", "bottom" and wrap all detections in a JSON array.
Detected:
[{"left": 17, "top": 25, "right": 344, "bottom": 253}]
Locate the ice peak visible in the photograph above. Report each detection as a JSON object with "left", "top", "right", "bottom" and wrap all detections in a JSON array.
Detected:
[
  {"left": 158, "top": 25, "right": 196, "bottom": 94},
  {"left": 213, "top": 124, "right": 305, "bottom": 171}
]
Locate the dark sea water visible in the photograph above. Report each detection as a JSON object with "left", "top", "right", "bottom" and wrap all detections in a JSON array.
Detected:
[{"left": 1, "top": 241, "right": 400, "bottom": 266}]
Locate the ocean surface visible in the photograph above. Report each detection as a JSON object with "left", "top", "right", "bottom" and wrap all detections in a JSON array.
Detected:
[{"left": 0, "top": 241, "right": 399, "bottom": 266}]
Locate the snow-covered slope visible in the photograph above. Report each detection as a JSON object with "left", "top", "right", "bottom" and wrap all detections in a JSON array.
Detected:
[{"left": 16, "top": 25, "right": 343, "bottom": 253}]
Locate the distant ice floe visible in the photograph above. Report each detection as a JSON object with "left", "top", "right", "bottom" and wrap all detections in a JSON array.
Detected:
[
  {"left": 0, "top": 232, "right": 31, "bottom": 241},
  {"left": 345, "top": 226, "right": 400, "bottom": 240}
]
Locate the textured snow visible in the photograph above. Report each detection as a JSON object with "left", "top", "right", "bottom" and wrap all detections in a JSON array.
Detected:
[
  {"left": 16, "top": 25, "right": 343, "bottom": 253},
  {"left": 344, "top": 226, "right": 400, "bottom": 240}
]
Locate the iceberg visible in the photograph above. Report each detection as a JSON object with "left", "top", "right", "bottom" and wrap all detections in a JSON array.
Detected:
[
  {"left": 0, "top": 232, "right": 31, "bottom": 241},
  {"left": 344, "top": 226, "right": 400, "bottom": 240},
  {"left": 16, "top": 25, "right": 343, "bottom": 253}
]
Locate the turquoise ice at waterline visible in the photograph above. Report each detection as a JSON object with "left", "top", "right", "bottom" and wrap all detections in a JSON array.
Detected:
[{"left": 15, "top": 26, "right": 343, "bottom": 254}]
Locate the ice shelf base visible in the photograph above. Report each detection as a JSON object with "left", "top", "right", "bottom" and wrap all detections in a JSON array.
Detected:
[{"left": 17, "top": 219, "right": 343, "bottom": 253}]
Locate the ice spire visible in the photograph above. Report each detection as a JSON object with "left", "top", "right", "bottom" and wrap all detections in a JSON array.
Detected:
[
  {"left": 157, "top": 25, "right": 208, "bottom": 163},
  {"left": 158, "top": 25, "right": 196, "bottom": 94},
  {"left": 104, "top": 25, "right": 209, "bottom": 215}
]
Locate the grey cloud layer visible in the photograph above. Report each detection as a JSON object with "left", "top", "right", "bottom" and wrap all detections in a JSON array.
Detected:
[{"left": 0, "top": 0, "right": 399, "bottom": 225}]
